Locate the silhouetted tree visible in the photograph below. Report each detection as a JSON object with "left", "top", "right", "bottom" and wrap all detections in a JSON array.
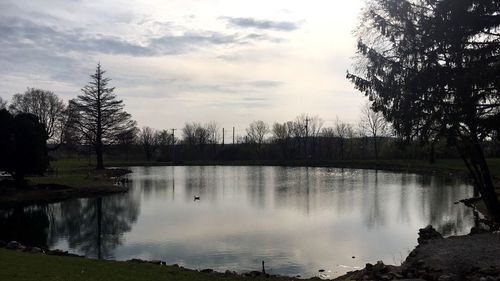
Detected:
[
  {"left": 71, "top": 63, "right": 136, "bottom": 169},
  {"left": 359, "top": 102, "right": 389, "bottom": 159},
  {"left": 0, "top": 110, "right": 48, "bottom": 185},
  {"left": 139, "top": 127, "right": 161, "bottom": 161},
  {"left": 116, "top": 126, "right": 139, "bottom": 161},
  {"left": 9, "top": 88, "right": 66, "bottom": 145},
  {"left": 348, "top": 0, "right": 500, "bottom": 218},
  {"left": 272, "top": 122, "right": 293, "bottom": 159},
  {"left": 335, "top": 119, "right": 352, "bottom": 160},
  {"left": 0, "top": 97, "right": 7, "bottom": 109},
  {"left": 246, "top": 120, "right": 269, "bottom": 157}
]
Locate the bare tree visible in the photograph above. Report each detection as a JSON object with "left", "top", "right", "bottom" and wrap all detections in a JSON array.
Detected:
[
  {"left": 272, "top": 122, "right": 293, "bottom": 159},
  {"left": 116, "top": 126, "right": 139, "bottom": 161},
  {"left": 0, "top": 97, "right": 7, "bottom": 109},
  {"left": 71, "top": 63, "right": 136, "bottom": 169},
  {"left": 335, "top": 119, "right": 353, "bottom": 160},
  {"left": 246, "top": 120, "right": 269, "bottom": 156},
  {"left": 321, "top": 127, "right": 336, "bottom": 159},
  {"left": 182, "top": 123, "right": 197, "bottom": 146},
  {"left": 359, "top": 102, "right": 389, "bottom": 159},
  {"left": 9, "top": 88, "right": 66, "bottom": 144},
  {"left": 139, "top": 127, "right": 160, "bottom": 162}
]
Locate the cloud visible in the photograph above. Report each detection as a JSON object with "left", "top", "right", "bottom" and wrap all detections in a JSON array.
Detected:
[{"left": 221, "top": 17, "right": 300, "bottom": 31}]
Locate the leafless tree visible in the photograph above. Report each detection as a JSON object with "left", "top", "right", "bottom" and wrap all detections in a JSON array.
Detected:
[
  {"left": 71, "top": 63, "right": 136, "bottom": 169},
  {"left": 182, "top": 123, "right": 197, "bottom": 146},
  {"left": 335, "top": 119, "right": 353, "bottom": 160},
  {"left": 0, "top": 97, "right": 7, "bottom": 109},
  {"left": 272, "top": 122, "right": 293, "bottom": 158},
  {"left": 116, "top": 126, "right": 139, "bottom": 161},
  {"left": 9, "top": 88, "right": 66, "bottom": 144},
  {"left": 139, "top": 127, "right": 161, "bottom": 161},
  {"left": 246, "top": 120, "right": 269, "bottom": 155},
  {"left": 359, "top": 102, "right": 389, "bottom": 159}
]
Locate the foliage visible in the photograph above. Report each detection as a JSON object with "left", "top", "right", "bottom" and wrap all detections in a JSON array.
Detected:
[
  {"left": 0, "top": 109, "right": 48, "bottom": 184},
  {"left": 347, "top": 0, "right": 500, "bottom": 217}
]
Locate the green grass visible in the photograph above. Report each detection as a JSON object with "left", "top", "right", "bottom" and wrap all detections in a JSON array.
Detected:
[
  {"left": 27, "top": 159, "right": 115, "bottom": 188},
  {"left": 0, "top": 248, "right": 297, "bottom": 281}
]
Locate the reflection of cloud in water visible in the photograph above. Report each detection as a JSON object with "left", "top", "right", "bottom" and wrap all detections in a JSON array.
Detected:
[{"left": 7, "top": 166, "right": 475, "bottom": 278}]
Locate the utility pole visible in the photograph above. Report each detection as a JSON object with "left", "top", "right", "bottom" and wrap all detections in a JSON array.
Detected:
[
  {"left": 232, "top": 127, "right": 235, "bottom": 144},
  {"left": 222, "top": 128, "right": 225, "bottom": 147},
  {"left": 171, "top": 128, "right": 176, "bottom": 163},
  {"left": 305, "top": 117, "right": 311, "bottom": 158}
]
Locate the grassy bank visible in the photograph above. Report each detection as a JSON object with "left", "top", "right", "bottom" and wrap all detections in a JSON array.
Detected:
[
  {"left": 106, "top": 158, "right": 500, "bottom": 179},
  {"left": 0, "top": 248, "right": 299, "bottom": 281},
  {"left": 0, "top": 160, "right": 129, "bottom": 206}
]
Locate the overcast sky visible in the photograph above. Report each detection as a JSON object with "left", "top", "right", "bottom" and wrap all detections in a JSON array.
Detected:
[{"left": 0, "top": 0, "right": 367, "bottom": 136}]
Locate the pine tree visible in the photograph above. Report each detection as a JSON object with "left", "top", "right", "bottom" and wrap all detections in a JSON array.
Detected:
[
  {"left": 71, "top": 63, "right": 136, "bottom": 170},
  {"left": 348, "top": 0, "right": 500, "bottom": 218}
]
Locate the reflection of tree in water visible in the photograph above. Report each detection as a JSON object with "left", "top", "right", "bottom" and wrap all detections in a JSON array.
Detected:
[
  {"left": 416, "top": 175, "right": 474, "bottom": 236},
  {"left": 0, "top": 206, "right": 49, "bottom": 247},
  {"left": 49, "top": 191, "right": 140, "bottom": 259}
]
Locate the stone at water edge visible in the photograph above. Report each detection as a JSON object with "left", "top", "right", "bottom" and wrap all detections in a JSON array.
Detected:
[
  {"left": 6, "top": 241, "right": 21, "bottom": 250},
  {"left": 417, "top": 225, "right": 442, "bottom": 244},
  {"left": 30, "top": 247, "right": 42, "bottom": 254}
]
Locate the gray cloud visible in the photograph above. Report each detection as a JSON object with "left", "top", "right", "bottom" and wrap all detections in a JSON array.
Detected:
[
  {"left": 0, "top": 16, "right": 285, "bottom": 91},
  {"left": 221, "top": 17, "right": 300, "bottom": 31}
]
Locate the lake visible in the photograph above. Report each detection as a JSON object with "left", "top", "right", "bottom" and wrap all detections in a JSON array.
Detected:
[{"left": 0, "top": 166, "right": 476, "bottom": 278}]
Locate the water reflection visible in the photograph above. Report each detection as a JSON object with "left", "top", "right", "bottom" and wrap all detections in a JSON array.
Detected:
[{"left": 0, "top": 166, "right": 474, "bottom": 278}]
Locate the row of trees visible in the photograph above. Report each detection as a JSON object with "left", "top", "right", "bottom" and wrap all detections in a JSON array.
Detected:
[{"left": 100, "top": 106, "right": 393, "bottom": 163}]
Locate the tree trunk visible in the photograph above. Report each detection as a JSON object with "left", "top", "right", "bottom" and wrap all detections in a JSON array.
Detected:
[
  {"left": 470, "top": 142, "right": 500, "bottom": 220},
  {"left": 95, "top": 143, "right": 104, "bottom": 170}
]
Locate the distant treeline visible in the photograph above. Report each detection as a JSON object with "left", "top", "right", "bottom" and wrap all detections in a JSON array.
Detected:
[{"left": 52, "top": 133, "right": 500, "bottom": 164}]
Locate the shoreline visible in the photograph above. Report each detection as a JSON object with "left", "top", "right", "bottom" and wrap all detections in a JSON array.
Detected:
[
  {"left": 0, "top": 168, "right": 131, "bottom": 207},
  {"left": 1, "top": 226, "right": 499, "bottom": 281}
]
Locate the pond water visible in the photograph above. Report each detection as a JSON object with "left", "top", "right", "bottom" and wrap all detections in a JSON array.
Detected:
[{"left": 1, "top": 166, "right": 477, "bottom": 278}]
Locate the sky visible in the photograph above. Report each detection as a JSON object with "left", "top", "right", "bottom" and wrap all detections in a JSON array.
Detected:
[{"left": 0, "top": 0, "right": 367, "bottom": 136}]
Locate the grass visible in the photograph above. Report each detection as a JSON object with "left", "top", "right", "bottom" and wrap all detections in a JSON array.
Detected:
[
  {"left": 104, "top": 157, "right": 500, "bottom": 178},
  {"left": 27, "top": 159, "right": 116, "bottom": 188},
  {"left": 0, "top": 159, "right": 129, "bottom": 206},
  {"left": 0, "top": 248, "right": 297, "bottom": 281}
]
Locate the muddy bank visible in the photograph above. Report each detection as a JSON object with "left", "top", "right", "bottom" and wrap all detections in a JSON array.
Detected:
[
  {"left": 0, "top": 168, "right": 131, "bottom": 207},
  {"left": 335, "top": 226, "right": 500, "bottom": 281}
]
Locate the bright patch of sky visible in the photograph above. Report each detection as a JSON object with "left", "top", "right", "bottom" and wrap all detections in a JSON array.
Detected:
[{"left": 0, "top": 0, "right": 367, "bottom": 135}]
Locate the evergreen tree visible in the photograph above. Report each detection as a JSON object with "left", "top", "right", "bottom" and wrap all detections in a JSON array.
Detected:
[
  {"left": 348, "top": 0, "right": 500, "bottom": 218},
  {"left": 71, "top": 63, "right": 136, "bottom": 169}
]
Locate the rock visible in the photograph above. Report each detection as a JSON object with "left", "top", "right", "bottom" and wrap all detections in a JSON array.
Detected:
[
  {"left": 417, "top": 225, "right": 442, "bottom": 244},
  {"left": 30, "top": 247, "right": 42, "bottom": 254},
  {"left": 318, "top": 269, "right": 325, "bottom": 272},
  {"left": 200, "top": 268, "right": 213, "bottom": 273},
  {"left": 470, "top": 226, "right": 489, "bottom": 235},
  {"left": 245, "top": 271, "right": 263, "bottom": 277},
  {"left": 6, "top": 241, "right": 21, "bottom": 250},
  {"left": 127, "top": 258, "right": 146, "bottom": 263}
]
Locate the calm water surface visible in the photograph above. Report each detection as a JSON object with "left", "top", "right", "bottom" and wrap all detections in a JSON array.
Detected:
[{"left": 1, "top": 166, "right": 476, "bottom": 278}]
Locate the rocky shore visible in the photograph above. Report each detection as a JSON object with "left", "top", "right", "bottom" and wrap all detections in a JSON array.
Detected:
[{"left": 335, "top": 226, "right": 500, "bottom": 281}]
